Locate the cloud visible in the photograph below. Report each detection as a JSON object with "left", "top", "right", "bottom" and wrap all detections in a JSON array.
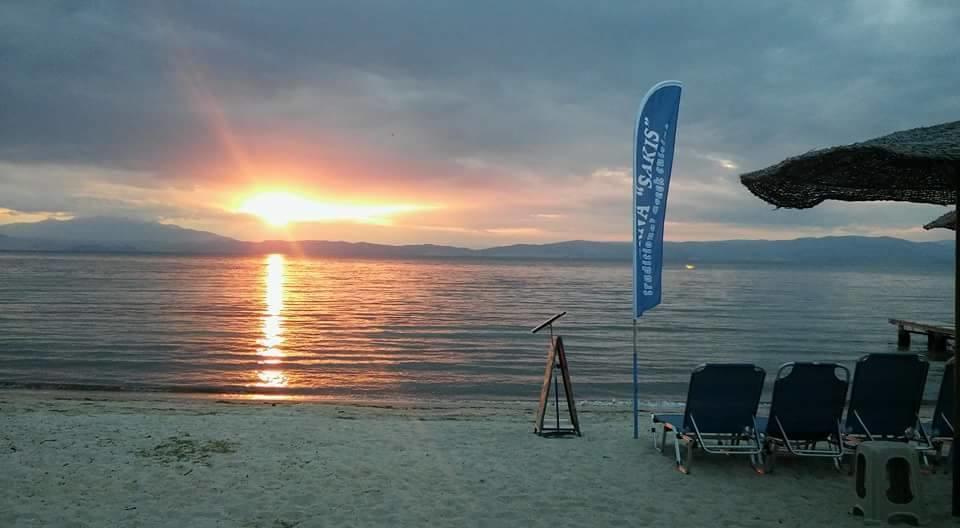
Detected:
[
  {"left": 0, "top": 1, "right": 957, "bottom": 242},
  {"left": 692, "top": 152, "right": 739, "bottom": 171}
]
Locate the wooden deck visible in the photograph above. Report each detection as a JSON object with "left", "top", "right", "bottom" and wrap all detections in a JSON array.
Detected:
[{"left": 889, "top": 318, "right": 954, "bottom": 359}]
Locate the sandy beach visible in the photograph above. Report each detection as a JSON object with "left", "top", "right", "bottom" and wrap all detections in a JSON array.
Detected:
[{"left": 0, "top": 391, "right": 952, "bottom": 527}]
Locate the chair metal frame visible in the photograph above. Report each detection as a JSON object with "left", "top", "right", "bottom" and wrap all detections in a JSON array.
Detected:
[
  {"left": 915, "top": 361, "right": 955, "bottom": 472},
  {"left": 916, "top": 413, "right": 954, "bottom": 472},
  {"left": 841, "top": 354, "right": 930, "bottom": 467},
  {"left": 651, "top": 364, "right": 765, "bottom": 474},
  {"left": 761, "top": 362, "right": 850, "bottom": 472}
]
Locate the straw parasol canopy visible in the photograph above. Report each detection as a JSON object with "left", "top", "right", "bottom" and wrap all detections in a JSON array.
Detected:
[
  {"left": 741, "top": 121, "right": 960, "bottom": 209},
  {"left": 739, "top": 119, "right": 960, "bottom": 517},
  {"left": 926, "top": 209, "right": 957, "bottom": 231}
]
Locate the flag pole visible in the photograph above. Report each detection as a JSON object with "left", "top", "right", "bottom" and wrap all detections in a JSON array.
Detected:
[
  {"left": 631, "top": 80, "right": 681, "bottom": 440},
  {"left": 952, "top": 170, "right": 959, "bottom": 516},
  {"left": 632, "top": 319, "right": 639, "bottom": 439}
]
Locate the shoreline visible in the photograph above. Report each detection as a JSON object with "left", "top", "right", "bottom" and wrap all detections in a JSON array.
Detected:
[{"left": 0, "top": 386, "right": 683, "bottom": 414}]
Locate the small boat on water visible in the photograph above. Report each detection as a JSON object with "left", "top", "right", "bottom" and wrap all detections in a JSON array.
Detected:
[{"left": 684, "top": 264, "right": 696, "bottom": 270}]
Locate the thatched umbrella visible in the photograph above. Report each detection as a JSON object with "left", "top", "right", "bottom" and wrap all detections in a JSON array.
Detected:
[
  {"left": 740, "top": 120, "right": 960, "bottom": 516},
  {"left": 926, "top": 209, "right": 957, "bottom": 231}
]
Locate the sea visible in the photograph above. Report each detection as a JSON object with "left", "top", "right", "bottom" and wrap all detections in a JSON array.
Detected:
[{"left": 0, "top": 252, "right": 952, "bottom": 405}]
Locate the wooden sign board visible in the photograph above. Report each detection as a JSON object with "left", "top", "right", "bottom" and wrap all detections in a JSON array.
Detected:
[{"left": 534, "top": 336, "right": 581, "bottom": 436}]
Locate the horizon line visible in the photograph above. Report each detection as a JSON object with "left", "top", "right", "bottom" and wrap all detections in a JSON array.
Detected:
[{"left": 0, "top": 215, "right": 953, "bottom": 250}]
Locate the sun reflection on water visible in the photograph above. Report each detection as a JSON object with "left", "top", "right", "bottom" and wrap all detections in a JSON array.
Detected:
[
  {"left": 255, "top": 254, "right": 288, "bottom": 388},
  {"left": 256, "top": 369, "right": 288, "bottom": 387}
]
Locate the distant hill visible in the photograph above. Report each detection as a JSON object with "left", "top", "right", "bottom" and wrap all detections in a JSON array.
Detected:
[
  {"left": 666, "top": 236, "right": 953, "bottom": 267},
  {"left": 0, "top": 217, "right": 953, "bottom": 267},
  {"left": 252, "top": 240, "right": 475, "bottom": 258},
  {"left": 477, "top": 237, "right": 953, "bottom": 267},
  {"left": 476, "top": 240, "right": 628, "bottom": 260},
  {"left": 0, "top": 217, "right": 243, "bottom": 253}
]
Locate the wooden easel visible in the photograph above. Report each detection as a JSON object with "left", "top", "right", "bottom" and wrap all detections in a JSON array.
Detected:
[{"left": 532, "top": 312, "right": 581, "bottom": 437}]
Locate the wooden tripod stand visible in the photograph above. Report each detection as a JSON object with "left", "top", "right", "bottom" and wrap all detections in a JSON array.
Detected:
[{"left": 531, "top": 312, "right": 581, "bottom": 437}]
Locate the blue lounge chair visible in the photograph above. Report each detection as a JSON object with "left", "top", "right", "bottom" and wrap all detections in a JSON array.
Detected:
[
  {"left": 917, "top": 360, "right": 955, "bottom": 469},
  {"left": 843, "top": 353, "right": 928, "bottom": 446},
  {"left": 651, "top": 364, "right": 766, "bottom": 474},
  {"left": 757, "top": 362, "right": 849, "bottom": 472}
]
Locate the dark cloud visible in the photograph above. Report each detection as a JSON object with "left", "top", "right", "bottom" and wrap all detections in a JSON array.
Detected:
[{"left": 0, "top": 1, "right": 958, "bottom": 239}]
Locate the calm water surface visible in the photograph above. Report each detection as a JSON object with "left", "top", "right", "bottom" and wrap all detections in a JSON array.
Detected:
[{"left": 0, "top": 253, "right": 952, "bottom": 403}]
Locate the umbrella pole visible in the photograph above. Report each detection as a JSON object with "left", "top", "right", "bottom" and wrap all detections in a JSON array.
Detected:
[{"left": 954, "top": 174, "right": 959, "bottom": 517}]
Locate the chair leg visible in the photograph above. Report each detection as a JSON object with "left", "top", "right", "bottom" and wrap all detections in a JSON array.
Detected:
[
  {"left": 930, "top": 442, "right": 943, "bottom": 474},
  {"left": 750, "top": 428, "right": 765, "bottom": 474},
  {"left": 750, "top": 451, "right": 764, "bottom": 474},
  {"left": 831, "top": 440, "right": 845, "bottom": 472},
  {"left": 831, "top": 431, "right": 847, "bottom": 473},
  {"left": 674, "top": 434, "right": 691, "bottom": 474},
  {"left": 763, "top": 442, "right": 777, "bottom": 474},
  {"left": 672, "top": 432, "right": 681, "bottom": 467},
  {"left": 650, "top": 415, "right": 658, "bottom": 450},
  {"left": 947, "top": 440, "right": 955, "bottom": 475}
]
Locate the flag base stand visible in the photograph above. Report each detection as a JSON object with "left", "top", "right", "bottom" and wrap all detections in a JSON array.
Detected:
[{"left": 531, "top": 312, "right": 581, "bottom": 437}]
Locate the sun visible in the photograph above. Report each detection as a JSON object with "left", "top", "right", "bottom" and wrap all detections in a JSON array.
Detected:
[
  {"left": 239, "top": 192, "right": 317, "bottom": 226},
  {"left": 238, "top": 191, "right": 427, "bottom": 227}
]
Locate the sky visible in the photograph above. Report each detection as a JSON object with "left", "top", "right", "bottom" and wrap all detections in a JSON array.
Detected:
[{"left": 1, "top": 1, "right": 958, "bottom": 247}]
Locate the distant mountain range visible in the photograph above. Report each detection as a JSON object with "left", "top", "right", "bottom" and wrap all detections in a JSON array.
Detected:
[{"left": 0, "top": 217, "right": 953, "bottom": 267}]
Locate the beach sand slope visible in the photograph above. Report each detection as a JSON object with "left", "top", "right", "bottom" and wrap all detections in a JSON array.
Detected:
[{"left": 0, "top": 393, "right": 951, "bottom": 527}]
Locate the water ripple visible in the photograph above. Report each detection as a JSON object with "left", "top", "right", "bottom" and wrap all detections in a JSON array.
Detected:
[{"left": 0, "top": 253, "right": 952, "bottom": 402}]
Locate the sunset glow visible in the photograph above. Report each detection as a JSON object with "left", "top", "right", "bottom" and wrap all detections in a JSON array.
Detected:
[
  {"left": 2, "top": 4, "right": 955, "bottom": 246},
  {"left": 238, "top": 191, "right": 428, "bottom": 227}
]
